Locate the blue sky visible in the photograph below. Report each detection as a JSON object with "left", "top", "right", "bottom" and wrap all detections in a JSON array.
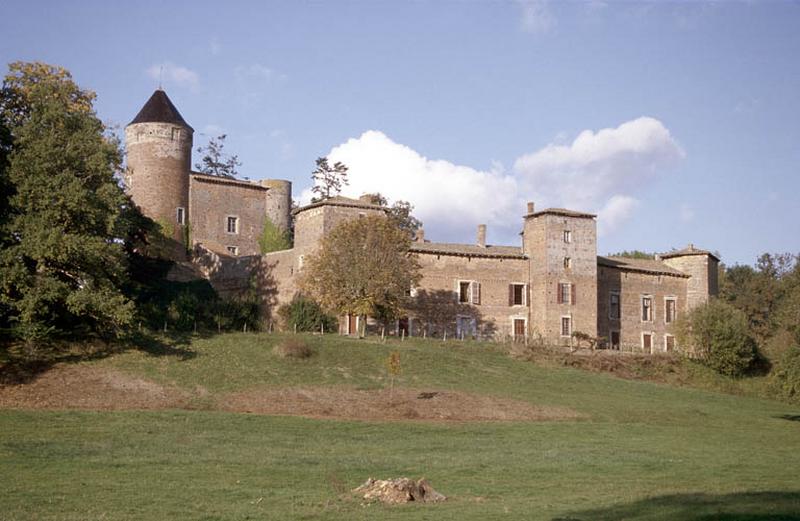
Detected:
[{"left": 2, "top": 1, "right": 799, "bottom": 265}]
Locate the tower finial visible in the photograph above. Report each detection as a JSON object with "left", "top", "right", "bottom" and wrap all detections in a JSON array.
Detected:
[{"left": 158, "top": 65, "right": 163, "bottom": 90}]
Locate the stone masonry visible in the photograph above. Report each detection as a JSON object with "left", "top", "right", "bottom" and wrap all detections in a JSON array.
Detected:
[{"left": 126, "top": 89, "right": 719, "bottom": 350}]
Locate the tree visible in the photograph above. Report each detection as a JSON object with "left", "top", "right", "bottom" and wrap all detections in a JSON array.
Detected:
[
  {"left": 0, "top": 62, "right": 135, "bottom": 345},
  {"left": 674, "top": 299, "right": 758, "bottom": 377},
  {"left": 607, "top": 250, "right": 656, "bottom": 259},
  {"left": 258, "top": 217, "right": 292, "bottom": 254},
  {"left": 361, "top": 192, "right": 422, "bottom": 238},
  {"left": 299, "top": 215, "right": 420, "bottom": 337},
  {"left": 195, "top": 134, "right": 241, "bottom": 178},
  {"left": 310, "top": 157, "right": 348, "bottom": 202}
]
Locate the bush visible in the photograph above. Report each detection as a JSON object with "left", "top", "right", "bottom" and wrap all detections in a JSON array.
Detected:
[
  {"left": 273, "top": 338, "right": 313, "bottom": 359},
  {"left": 675, "top": 299, "right": 758, "bottom": 377},
  {"left": 277, "top": 294, "right": 337, "bottom": 333},
  {"left": 771, "top": 345, "right": 800, "bottom": 402}
]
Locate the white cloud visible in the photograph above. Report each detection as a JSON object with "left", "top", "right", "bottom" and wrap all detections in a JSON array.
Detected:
[
  {"left": 235, "top": 64, "right": 281, "bottom": 84},
  {"left": 598, "top": 195, "right": 640, "bottom": 237},
  {"left": 300, "top": 131, "right": 520, "bottom": 241},
  {"left": 146, "top": 62, "right": 199, "bottom": 90},
  {"left": 513, "top": 116, "right": 684, "bottom": 213},
  {"left": 519, "top": 0, "right": 556, "bottom": 34},
  {"left": 303, "top": 117, "right": 684, "bottom": 244}
]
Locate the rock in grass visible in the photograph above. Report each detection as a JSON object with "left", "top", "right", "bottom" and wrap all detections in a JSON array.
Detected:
[{"left": 353, "top": 477, "right": 446, "bottom": 504}]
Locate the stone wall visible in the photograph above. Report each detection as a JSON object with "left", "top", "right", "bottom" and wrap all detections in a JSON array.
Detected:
[
  {"left": 411, "top": 252, "right": 529, "bottom": 339},
  {"left": 125, "top": 122, "right": 191, "bottom": 248},
  {"left": 189, "top": 174, "right": 270, "bottom": 257},
  {"left": 662, "top": 254, "right": 719, "bottom": 310},
  {"left": 597, "top": 267, "right": 687, "bottom": 352},
  {"left": 524, "top": 212, "right": 598, "bottom": 344}
]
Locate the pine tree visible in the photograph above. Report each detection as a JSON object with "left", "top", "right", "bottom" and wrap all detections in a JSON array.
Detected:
[
  {"left": 310, "top": 157, "right": 348, "bottom": 202},
  {"left": 195, "top": 134, "right": 241, "bottom": 178},
  {"left": 0, "top": 62, "right": 135, "bottom": 345}
]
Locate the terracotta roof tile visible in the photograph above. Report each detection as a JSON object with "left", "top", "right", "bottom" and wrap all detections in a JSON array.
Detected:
[
  {"left": 597, "top": 256, "right": 689, "bottom": 277},
  {"left": 410, "top": 242, "right": 526, "bottom": 259}
]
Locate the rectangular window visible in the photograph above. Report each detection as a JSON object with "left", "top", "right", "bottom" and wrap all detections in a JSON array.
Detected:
[
  {"left": 176, "top": 207, "right": 185, "bottom": 225},
  {"left": 561, "top": 316, "right": 571, "bottom": 337},
  {"left": 459, "top": 281, "right": 471, "bottom": 303},
  {"left": 642, "top": 333, "right": 653, "bottom": 353},
  {"left": 511, "top": 283, "right": 526, "bottom": 306},
  {"left": 564, "top": 257, "right": 571, "bottom": 269},
  {"left": 558, "top": 283, "right": 570, "bottom": 304},
  {"left": 563, "top": 230, "right": 572, "bottom": 243},
  {"left": 665, "top": 335, "right": 675, "bottom": 352},
  {"left": 226, "top": 246, "right": 238, "bottom": 256},
  {"left": 609, "top": 292, "right": 620, "bottom": 320},
  {"left": 226, "top": 216, "right": 239, "bottom": 234},
  {"left": 665, "top": 298, "right": 677, "bottom": 324},
  {"left": 457, "top": 280, "right": 480, "bottom": 305},
  {"left": 641, "top": 296, "right": 653, "bottom": 322}
]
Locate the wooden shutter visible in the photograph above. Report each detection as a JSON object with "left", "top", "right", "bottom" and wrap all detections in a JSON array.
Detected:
[
  {"left": 524, "top": 284, "right": 529, "bottom": 307},
  {"left": 471, "top": 281, "right": 480, "bottom": 305},
  {"left": 454, "top": 280, "right": 460, "bottom": 302},
  {"left": 556, "top": 282, "right": 561, "bottom": 304},
  {"left": 571, "top": 283, "right": 577, "bottom": 305},
  {"left": 508, "top": 284, "right": 514, "bottom": 306}
]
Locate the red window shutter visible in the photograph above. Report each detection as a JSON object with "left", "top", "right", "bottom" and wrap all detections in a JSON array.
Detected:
[
  {"left": 571, "top": 284, "right": 577, "bottom": 305},
  {"left": 556, "top": 282, "right": 562, "bottom": 304}
]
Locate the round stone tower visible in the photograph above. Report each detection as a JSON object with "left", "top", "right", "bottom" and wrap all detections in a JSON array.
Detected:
[
  {"left": 125, "top": 89, "right": 193, "bottom": 249},
  {"left": 260, "top": 179, "right": 292, "bottom": 233}
]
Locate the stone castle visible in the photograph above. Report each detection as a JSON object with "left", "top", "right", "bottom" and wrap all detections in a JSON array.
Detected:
[{"left": 126, "top": 89, "right": 719, "bottom": 352}]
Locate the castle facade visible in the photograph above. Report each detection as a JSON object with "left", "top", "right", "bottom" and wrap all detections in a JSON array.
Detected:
[{"left": 126, "top": 90, "right": 718, "bottom": 352}]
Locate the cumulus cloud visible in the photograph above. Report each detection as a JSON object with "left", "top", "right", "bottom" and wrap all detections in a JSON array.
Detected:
[
  {"left": 146, "top": 62, "right": 199, "bottom": 89},
  {"left": 304, "top": 117, "right": 683, "bottom": 244},
  {"left": 513, "top": 116, "right": 684, "bottom": 230},
  {"left": 598, "top": 195, "right": 640, "bottom": 237},
  {"left": 299, "top": 131, "right": 520, "bottom": 242},
  {"left": 519, "top": 0, "right": 556, "bottom": 34}
]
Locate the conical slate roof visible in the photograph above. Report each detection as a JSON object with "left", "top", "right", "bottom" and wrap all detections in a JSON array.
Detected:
[{"left": 128, "top": 89, "right": 193, "bottom": 131}]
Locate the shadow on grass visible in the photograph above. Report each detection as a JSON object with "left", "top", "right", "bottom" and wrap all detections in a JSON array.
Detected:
[
  {"left": 778, "top": 414, "right": 800, "bottom": 422},
  {"left": 552, "top": 491, "right": 800, "bottom": 521},
  {"left": 0, "top": 329, "right": 207, "bottom": 385}
]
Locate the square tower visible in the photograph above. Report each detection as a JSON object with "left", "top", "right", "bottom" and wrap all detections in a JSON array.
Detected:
[{"left": 522, "top": 203, "right": 598, "bottom": 345}]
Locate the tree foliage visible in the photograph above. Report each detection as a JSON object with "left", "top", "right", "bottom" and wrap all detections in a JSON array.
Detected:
[
  {"left": 310, "top": 157, "right": 348, "bottom": 202},
  {"left": 675, "top": 299, "right": 758, "bottom": 377},
  {"left": 277, "top": 294, "right": 337, "bottom": 333},
  {"left": 299, "top": 215, "right": 420, "bottom": 329},
  {"left": 195, "top": 134, "right": 241, "bottom": 178},
  {"left": 0, "top": 62, "right": 136, "bottom": 344},
  {"left": 258, "top": 217, "right": 292, "bottom": 254},
  {"left": 607, "top": 250, "right": 656, "bottom": 260},
  {"left": 362, "top": 192, "right": 422, "bottom": 238}
]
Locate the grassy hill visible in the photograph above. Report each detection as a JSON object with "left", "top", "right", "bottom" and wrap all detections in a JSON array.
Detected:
[{"left": 2, "top": 333, "right": 799, "bottom": 520}]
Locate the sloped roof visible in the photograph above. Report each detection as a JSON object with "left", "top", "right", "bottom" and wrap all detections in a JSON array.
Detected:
[
  {"left": 527, "top": 208, "right": 597, "bottom": 219},
  {"left": 597, "top": 256, "right": 689, "bottom": 277},
  {"left": 293, "top": 195, "right": 387, "bottom": 215},
  {"left": 129, "top": 89, "right": 193, "bottom": 130},
  {"left": 190, "top": 171, "right": 268, "bottom": 191},
  {"left": 410, "top": 241, "right": 526, "bottom": 259},
  {"left": 660, "top": 244, "right": 720, "bottom": 262}
]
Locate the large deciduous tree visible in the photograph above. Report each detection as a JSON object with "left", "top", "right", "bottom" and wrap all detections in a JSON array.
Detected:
[
  {"left": 361, "top": 192, "right": 422, "bottom": 238},
  {"left": 310, "top": 157, "right": 348, "bottom": 202},
  {"left": 0, "top": 62, "right": 135, "bottom": 345},
  {"left": 299, "top": 215, "right": 420, "bottom": 336}
]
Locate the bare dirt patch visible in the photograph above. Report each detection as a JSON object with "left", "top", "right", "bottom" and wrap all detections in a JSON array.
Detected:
[
  {"left": 0, "top": 365, "right": 580, "bottom": 422},
  {"left": 218, "top": 386, "right": 581, "bottom": 422},
  {"left": 0, "top": 364, "right": 190, "bottom": 411}
]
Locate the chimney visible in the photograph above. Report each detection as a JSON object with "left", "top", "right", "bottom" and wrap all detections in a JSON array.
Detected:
[
  {"left": 415, "top": 228, "right": 425, "bottom": 243},
  {"left": 477, "top": 224, "right": 486, "bottom": 248},
  {"left": 527, "top": 201, "right": 535, "bottom": 214}
]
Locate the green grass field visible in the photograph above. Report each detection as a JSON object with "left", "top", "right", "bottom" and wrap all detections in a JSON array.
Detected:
[{"left": 2, "top": 333, "right": 799, "bottom": 520}]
